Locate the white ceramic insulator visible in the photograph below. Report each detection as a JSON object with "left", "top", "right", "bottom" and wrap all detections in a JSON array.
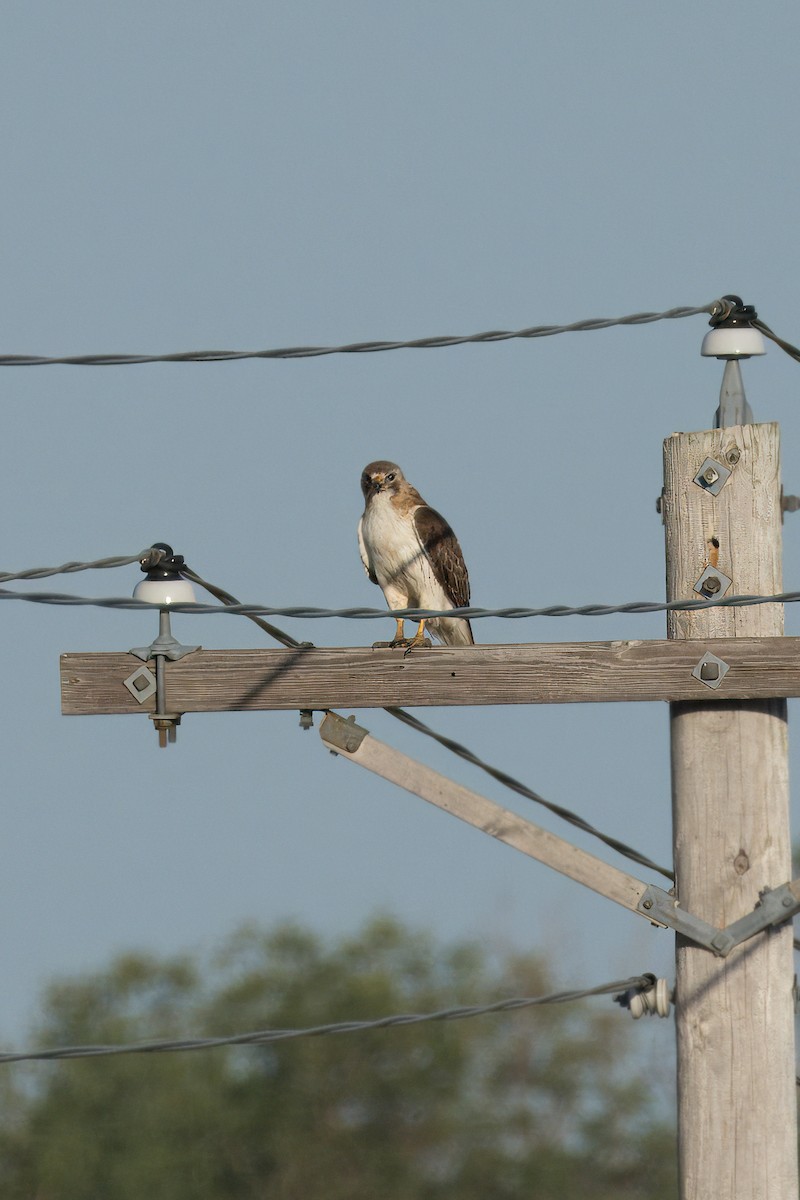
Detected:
[{"left": 701, "top": 325, "right": 766, "bottom": 359}]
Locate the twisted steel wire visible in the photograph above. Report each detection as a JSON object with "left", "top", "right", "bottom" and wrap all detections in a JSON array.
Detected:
[
  {"left": 1, "top": 586, "right": 797, "bottom": 618},
  {"left": 182, "top": 567, "right": 675, "bottom": 881},
  {"left": 0, "top": 975, "right": 650, "bottom": 1063},
  {"left": 0, "top": 302, "right": 718, "bottom": 366},
  {"left": 0, "top": 549, "right": 160, "bottom": 584}
]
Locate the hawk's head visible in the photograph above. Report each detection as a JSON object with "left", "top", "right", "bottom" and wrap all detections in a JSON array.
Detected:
[{"left": 361, "top": 461, "right": 405, "bottom": 500}]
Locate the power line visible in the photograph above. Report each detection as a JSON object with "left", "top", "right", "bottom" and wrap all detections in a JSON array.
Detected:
[
  {"left": 0, "top": 548, "right": 677, "bottom": 877},
  {"left": 383, "top": 707, "right": 674, "bottom": 880},
  {"left": 0, "top": 549, "right": 161, "bottom": 585},
  {"left": 0, "top": 302, "right": 718, "bottom": 366},
  {"left": 2, "top": 547, "right": 795, "bottom": 622},
  {"left": 181, "top": 564, "right": 303, "bottom": 650},
  {"left": 0, "top": 551, "right": 759, "bottom": 880},
  {"left": 3, "top": 585, "right": 799, "bottom": 618},
  {"left": 754, "top": 318, "right": 800, "bottom": 365},
  {"left": 0, "top": 975, "right": 651, "bottom": 1064},
  {"left": 0, "top": 553, "right": 770, "bottom": 876}
]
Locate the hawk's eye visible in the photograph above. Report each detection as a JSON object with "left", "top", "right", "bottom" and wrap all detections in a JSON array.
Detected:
[{"left": 386, "top": 472, "right": 396, "bottom": 482}]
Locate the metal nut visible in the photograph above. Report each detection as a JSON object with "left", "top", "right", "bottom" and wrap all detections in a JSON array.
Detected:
[
  {"left": 693, "top": 457, "right": 731, "bottom": 496},
  {"left": 692, "top": 652, "right": 730, "bottom": 690},
  {"left": 693, "top": 564, "right": 732, "bottom": 600}
]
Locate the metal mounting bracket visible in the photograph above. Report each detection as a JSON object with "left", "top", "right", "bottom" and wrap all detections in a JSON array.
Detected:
[
  {"left": 716, "top": 882, "right": 800, "bottom": 955},
  {"left": 129, "top": 634, "right": 201, "bottom": 664},
  {"left": 128, "top": 610, "right": 200, "bottom": 748},
  {"left": 638, "top": 886, "right": 720, "bottom": 951},
  {"left": 638, "top": 881, "right": 800, "bottom": 957},
  {"left": 322, "top": 713, "right": 368, "bottom": 754}
]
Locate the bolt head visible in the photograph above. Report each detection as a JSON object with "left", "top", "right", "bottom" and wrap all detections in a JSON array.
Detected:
[
  {"left": 642, "top": 899, "right": 653, "bottom": 910},
  {"left": 703, "top": 466, "right": 720, "bottom": 485},
  {"left": 703, "top": 575, "right": 722, "bottom": 595}
]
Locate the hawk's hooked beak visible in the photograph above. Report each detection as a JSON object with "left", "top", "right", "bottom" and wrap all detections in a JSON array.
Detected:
[{"left": 371, "top": 474, "right": 385, "bottom": 493}]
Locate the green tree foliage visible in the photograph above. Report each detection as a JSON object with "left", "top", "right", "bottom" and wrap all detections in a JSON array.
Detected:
[{"left": 0, "top": 917, "right": 676, "bottom": 1199}]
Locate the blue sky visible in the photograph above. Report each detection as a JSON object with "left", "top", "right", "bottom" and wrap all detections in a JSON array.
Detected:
[{"left": 1, "top": 1, "right": 800, "bottom": 1058}]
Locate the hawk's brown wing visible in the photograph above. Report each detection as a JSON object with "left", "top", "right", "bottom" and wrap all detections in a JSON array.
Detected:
[{"left": 413, "top": 506, "right": 471, "bottom": 608}]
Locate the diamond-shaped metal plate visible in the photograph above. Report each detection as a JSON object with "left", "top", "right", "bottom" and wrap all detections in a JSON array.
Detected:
[
  {"left": 123, "top": 665, "right": 157, "bottom": 703},
  {"left": 691, "top": 652, "right": 730, "bottom": 691},
  {"left": 693, "top": 564, "right": 732, "bottom": 598},
  {"left": 693, "top": 456, "right": 731, "bottom": 496}
]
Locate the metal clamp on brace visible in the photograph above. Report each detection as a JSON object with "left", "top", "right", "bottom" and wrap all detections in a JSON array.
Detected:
[
  {"left": 126, "top": 614, "right": 200, "bottom": 748},
  {"left": 638, "top": 881, "right": 800, "bottom": 957}
]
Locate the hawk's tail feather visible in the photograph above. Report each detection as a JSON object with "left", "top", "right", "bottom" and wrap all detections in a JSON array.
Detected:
[{"left": 430, "top": 617, "right": 475, "bottom": 647}]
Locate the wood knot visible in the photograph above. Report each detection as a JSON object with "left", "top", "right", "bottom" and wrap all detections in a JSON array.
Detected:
[{"left": 733, "top": 851, "right": 750, "bottom": 876}]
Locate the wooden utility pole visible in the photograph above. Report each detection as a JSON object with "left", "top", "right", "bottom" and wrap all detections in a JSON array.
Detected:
[
  {"left": 663, "top": 422, "right": 797, "bottom": 1199},
  {"left": 57, "top": 405, "right": 800, "bottom": 1198}
]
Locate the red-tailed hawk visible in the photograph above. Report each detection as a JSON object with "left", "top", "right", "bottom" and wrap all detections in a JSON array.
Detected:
[{"left": 358, "top": 460, "right": 474, "bottom": 648}]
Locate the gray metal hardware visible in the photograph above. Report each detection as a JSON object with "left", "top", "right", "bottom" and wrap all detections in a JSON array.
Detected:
[
  {"left": 638, "top": 886, "right": 720, "bottom": 951},
  {"left": 655, "top": 491, "right": 665, "bottom": 523},
  {"left": 130, "top": 620, "right": 200, "bottom": 664},
  {"left": 638, "top": 881, "right": 800, "bottom": 958},
  {"left": 321, "top": 711, "right": 369, "bottom": 754},
  {"left": 693, "top": 456, "right": 731, "bottom": 496},
  {"left": 123, "top": 665, "right": 157, "bottom": 703},
  {"left": 691, "top": 652, "right": 730, "bottom": 691},
  {"left": 693, "top": 564, "right": 732, "bottom": 599},
  {"left": 718, "top": 883, "right": 800, "bottom": 953},
  {"left": 714, "top": 358, "right": 754, "bottom": 428},
  {"left": 129, "top": 610, "right": 200, "bottom": 748},
  {"left": 150, "top": 712, "right": 182, "bottom": 745}
]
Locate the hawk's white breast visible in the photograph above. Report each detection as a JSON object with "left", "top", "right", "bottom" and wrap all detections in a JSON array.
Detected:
[{"left": 359, "top": 491, "right": 453, "bottom": 611}]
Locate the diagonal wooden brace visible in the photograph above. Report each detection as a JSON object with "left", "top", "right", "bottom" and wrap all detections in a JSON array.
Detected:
[{"left": 320, "top": 712, "right": 800, "bottom": 955}]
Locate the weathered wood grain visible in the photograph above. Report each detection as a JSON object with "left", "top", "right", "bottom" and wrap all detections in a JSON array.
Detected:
[
  {"left": 665, "top": 423, "right": 797, "bottom": 1200},
  {"left": 61, "top": 636, "right": 800, "bottom": 715}
]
